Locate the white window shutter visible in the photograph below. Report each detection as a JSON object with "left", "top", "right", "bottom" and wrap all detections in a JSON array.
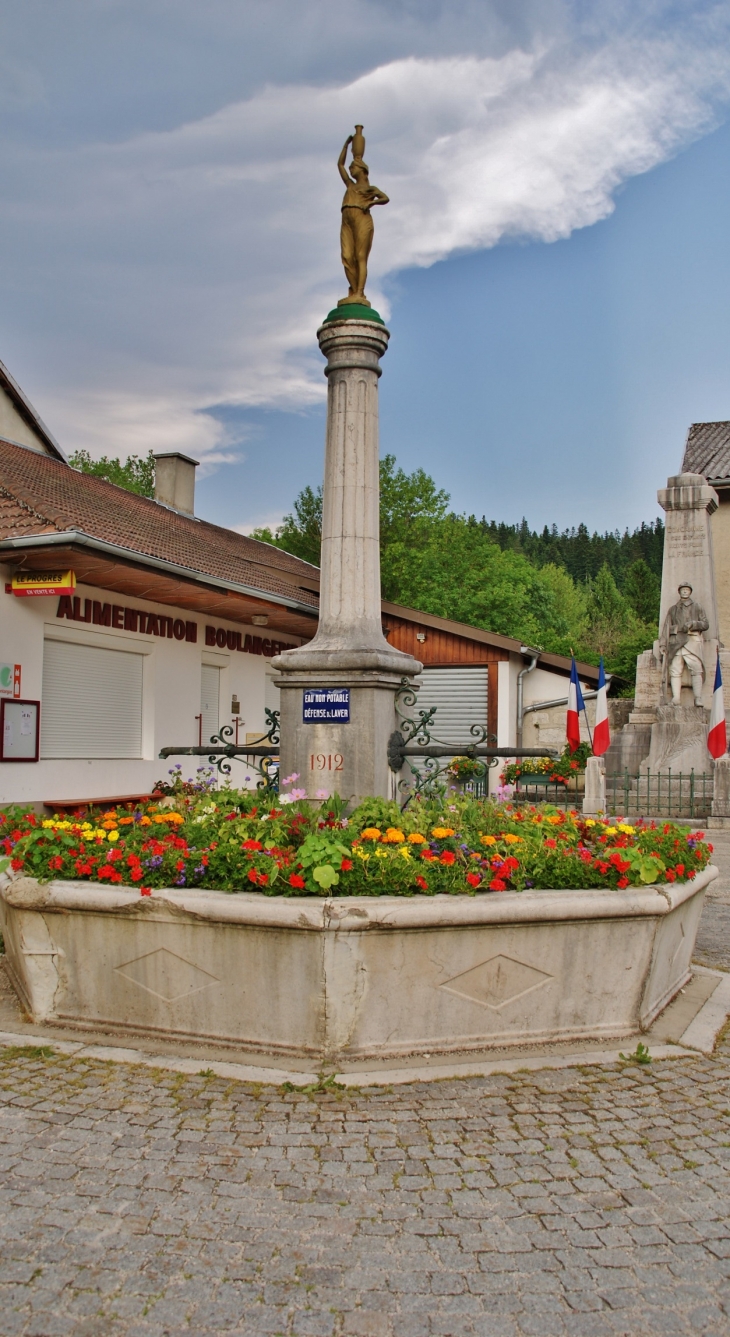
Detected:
[{"left": 42, "top": 639, "right": 143, "bottom": 759}]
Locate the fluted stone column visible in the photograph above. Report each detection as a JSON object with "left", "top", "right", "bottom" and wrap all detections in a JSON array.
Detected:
[{"left": 272, "top": 312, "right": 421, "bottom": 803}]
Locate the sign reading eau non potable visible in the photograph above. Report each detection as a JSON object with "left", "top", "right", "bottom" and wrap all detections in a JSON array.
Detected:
[{"left": 302, "top": 688, "right": 350, "bottom": 723}]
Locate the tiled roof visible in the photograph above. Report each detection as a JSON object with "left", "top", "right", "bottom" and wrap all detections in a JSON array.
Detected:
[
  {"left": 682, "top": 422, "right": 730, "bottom": 480},
  {"left": 0, "top": 438, "right": 319, "bottom": 609}
]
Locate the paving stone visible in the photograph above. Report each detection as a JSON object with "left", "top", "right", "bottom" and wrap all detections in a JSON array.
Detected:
[{"left": 1, "top": 901, "right": 730, "bottom": 1336}]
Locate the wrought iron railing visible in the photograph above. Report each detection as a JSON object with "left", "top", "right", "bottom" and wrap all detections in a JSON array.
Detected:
[
  {"left": 388, "top": 679, "right": 556, "bottom": 806},
  {"left": 605, "top": 769, "right": 713, "bottom": 819},
  {"left": 159, "top": 709, "right": 281, "bottom": 792}
]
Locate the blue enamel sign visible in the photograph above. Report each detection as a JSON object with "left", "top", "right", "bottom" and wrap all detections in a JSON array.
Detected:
[{"left": 302, "top": 688, "right": 350, "bottom": 723}]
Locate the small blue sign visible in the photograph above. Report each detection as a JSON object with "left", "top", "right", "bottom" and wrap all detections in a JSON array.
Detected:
[{"left": 303, "top": 688, "right": 350, "bottom": 723}]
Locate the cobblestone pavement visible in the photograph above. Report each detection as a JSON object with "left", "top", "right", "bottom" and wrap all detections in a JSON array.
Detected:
[
  {"left": 1, "top": 1043, "right": 730, "bottom": 1337},
  {"left": 1, "top": 838, "right": 729, "bottom": 1337}
]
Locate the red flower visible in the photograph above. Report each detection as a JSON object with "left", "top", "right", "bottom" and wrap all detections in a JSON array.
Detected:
[
  {"left": 675, "top": 863, "right": 685, "bottom": 876},
  {"left": 242, "top": 839, "right": 263, "bottom": 852},
  {"left": 503, "top": 856, "right": 519, "bottom": 872},
  {"left": 129, "top": 867, "right": 143, "bottom": 881},
  {"left": 466, "top": 872, "right": 481, "bottom": 887},
  {"left": 175, "top": 860, "right": 185, "bottom": 871},
  {"left": 10, "top": 858, "right": 23, "bottom": 870},
  {"left": 617, "top": 877, "right": 629, "bottom": 889},
  {"left": 288, "top": 873, "right": 306, "bottom": 889},
  {"left": 545, "top": 838, "right": 557, "bottom": 849},
  {"left": 439, "top": 851, "right": 456, "bottom": 865},
  {"left": 415, "top": 875, "right": 429, "bottom": 890},
  {"left": 489, "top": 877, "right": 507, "bottom": 892},
  {"left": 48, "top": 855, "right": 63, "bottom": 871},
  {"left": 140, "top": 886, "right": 152, "bottom": 896},
  {"left": 665, "top": 869, "right": 677, "bottom": 882},
  {"left": 201, "top": 854, "right": 209, "bottom": 866},
  {"left": 97, "top": 864, "right": 115, "bottom": 878},
  {"left": 340, "top": 858, "right": 353, "bottom": 871}
]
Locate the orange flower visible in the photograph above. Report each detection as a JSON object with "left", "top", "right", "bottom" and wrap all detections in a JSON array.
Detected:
[
  {"left": 381, "top": 828, "right": 405, "bottom": 844},
  {"left": 431, "top": 827, "right": 455, "bottom": 839},
  {"left": 361, "top": 828, "right": 382, "bottom": 841},
  {"left": 407, "top": 832, "right": 427, "bottom": 844}
]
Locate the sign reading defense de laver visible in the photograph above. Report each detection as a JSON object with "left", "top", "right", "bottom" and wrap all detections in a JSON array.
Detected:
[{"left": 303, "top": 688, "right": 350, "bottom": 723}]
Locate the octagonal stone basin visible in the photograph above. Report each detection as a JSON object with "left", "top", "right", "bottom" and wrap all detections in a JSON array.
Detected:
[{"left": 0, "top": 867, "right": 716, "bottom": 1064}]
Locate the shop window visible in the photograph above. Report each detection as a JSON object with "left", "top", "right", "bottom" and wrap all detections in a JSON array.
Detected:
[
  {"left": 42, "top": 639, "right": 143, "bottom": 759},
  {"left": 200, "top": 664, "right": 220, "bottom": 744}
]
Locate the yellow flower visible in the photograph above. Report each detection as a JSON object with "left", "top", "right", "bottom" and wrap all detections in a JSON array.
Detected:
[
  {"left": 407, "top": 832, "right": 427, "bottom": 844},
  {"left": 604, "top": 826, "right": 617, "bottom": 836},
  {"left": 107, "top": 830, "right": 120, "bottom": 842},
  {"left": 585, "top": 819, "right": 596, "bottom": 827},
  {"left": 502, "top": 833, "right": 522, "bottom": 844},
  {"left": 356, "top": 848, "right": 370, "bottom": 861},
  {"left": 375, "top": 848, "right": 388, "bottom": 859},
  {"left": 398, "top": 846, "right": 412, "bottom": 860},
  {"left": 361, "top": 827, "right": 382, "bottom": 841},
  {"left": 382, "top": 827, "right": 405, "bottom": 843},
  {"left": 617, "top": 823, "right": 635, "bottom": 835},
  {"left": 431, "top": 827, "right": 455, "bottom": 839},
  {"left": 481, "top": 835, "right": 497, "bottom": 846}
]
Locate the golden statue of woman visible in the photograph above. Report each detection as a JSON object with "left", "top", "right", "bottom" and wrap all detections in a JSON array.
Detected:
[{"left": 337, "top": 125, "right": 389, "bottom": 307}]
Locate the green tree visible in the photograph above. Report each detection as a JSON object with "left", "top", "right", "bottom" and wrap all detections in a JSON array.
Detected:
[
  {"left": 582, "top": 565, "right": 632, "bottom": 659},
  {"left": 623, "top": 558, "right": 660, "bottom": 628},
  {"left": 273, "top": 485, "right": 323, "bottom": 565},
  {"left": 263, "top": 455, "right": 450, "bottom": 575},
  {"left": 69, "top": 448, "right": 156, "bottom": 498}
]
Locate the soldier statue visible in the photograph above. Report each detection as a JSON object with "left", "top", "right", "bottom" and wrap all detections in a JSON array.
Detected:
[{"left": 659, "top": 583, "right": 709, "bottom": 706}]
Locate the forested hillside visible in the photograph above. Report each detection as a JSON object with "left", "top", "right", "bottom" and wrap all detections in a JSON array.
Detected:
[{"left": 253, "top": 456, "right": 662, "bottom": 693}]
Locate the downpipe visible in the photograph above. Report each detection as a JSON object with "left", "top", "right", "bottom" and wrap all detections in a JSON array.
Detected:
[{"left": 516, "top": 647, "right": 539, "bottom": 750}]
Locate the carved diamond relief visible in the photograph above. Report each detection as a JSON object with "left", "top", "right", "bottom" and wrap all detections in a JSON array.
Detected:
[
  {"left": 440, "top": 954, "right": 552, "bottom": 1011},
  {"left": 115, "top": 949, "right": 218, "bottom": 1003}
]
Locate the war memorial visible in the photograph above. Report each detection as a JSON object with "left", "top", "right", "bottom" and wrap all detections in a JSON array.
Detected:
[{"left": 0, "top": 128, "right": 722, "bottom": 1079}]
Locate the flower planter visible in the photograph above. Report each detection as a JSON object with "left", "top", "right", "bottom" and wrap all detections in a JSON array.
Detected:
[{"left": 0, "top": 866, "right": 716, "bottom": 1064}]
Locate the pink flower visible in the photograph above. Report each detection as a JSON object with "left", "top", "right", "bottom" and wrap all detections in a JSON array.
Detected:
[
  {"left": 316, "top": 789, "right": 329, "bottom": 799},
  {"left": 290, "top": 788, "right": 307, "bottom": 801}
]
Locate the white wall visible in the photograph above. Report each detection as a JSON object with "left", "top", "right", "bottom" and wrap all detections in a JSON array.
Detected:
[{"left": 0, "top": 565, "right": 293, "bottom": 804}]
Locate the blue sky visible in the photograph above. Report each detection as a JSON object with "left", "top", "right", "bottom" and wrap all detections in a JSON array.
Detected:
[{"left": 2, "top": 1, "right": 730, "bottom": 535}]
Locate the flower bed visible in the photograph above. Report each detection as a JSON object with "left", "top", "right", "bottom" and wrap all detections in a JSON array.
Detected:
[
  {"left": 0, "top": 776, "right": 712, "bottom": 898},
  {"left": 500, "top": 742, "right": 592, "bottom": 788}
]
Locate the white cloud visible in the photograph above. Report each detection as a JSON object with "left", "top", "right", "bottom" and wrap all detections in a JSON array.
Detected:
[{"left": 2, "top": 4, "right": 730, "bottom": 461}]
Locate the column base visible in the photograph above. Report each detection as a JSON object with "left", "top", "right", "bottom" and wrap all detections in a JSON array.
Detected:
[{"left": 272, "top": 651, "right": 421, "bottom": 805}]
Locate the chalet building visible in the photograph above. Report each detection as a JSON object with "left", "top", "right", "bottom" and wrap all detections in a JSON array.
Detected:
[{"left": 0, "top": 359, "right": 598, "bottom": 806}]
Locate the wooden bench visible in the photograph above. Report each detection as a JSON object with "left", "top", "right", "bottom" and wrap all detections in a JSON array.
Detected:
[{"left": 43, "top": 792, "right": 161, "bottom": 814}]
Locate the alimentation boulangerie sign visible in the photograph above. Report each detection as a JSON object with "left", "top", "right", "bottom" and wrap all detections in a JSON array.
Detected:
[{"left": 303, "top": 688, "right": 350, "bottom": 722}]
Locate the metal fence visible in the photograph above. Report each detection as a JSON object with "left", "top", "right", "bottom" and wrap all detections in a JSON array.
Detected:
[
  {"left": 465, "top": 770, "right": 713, "bottom": 819},
  {"left": 605, "top": 770, "right": 713, "bottom": 819}
]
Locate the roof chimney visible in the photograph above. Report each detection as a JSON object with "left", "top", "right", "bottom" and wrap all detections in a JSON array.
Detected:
[{"left": 153, "top": 452, "right": 199, "bottom": 516}]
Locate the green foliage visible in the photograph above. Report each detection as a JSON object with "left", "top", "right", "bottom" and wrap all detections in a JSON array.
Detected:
[
  {"left": 483, "top": 517, "right": 664, "bottom": 585},
  {"left": 69, "top": 448, "right": 156, "bottom": 497},
  {"left": 1, "top": 795, "right": 712, "bottom": 898},
  {"left": 623, "top": 559, "right": 661, "bottom": 627},
  {"left": 619, "top": 1042, "right": 652, "bottom": 1065}
]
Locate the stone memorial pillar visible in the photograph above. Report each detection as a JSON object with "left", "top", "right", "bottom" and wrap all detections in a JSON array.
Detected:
[
  {"left": 637, "top": 473, "right": 720, "bottom": 776},
  {"left": 272, "top": 310, "right": 421, "bottom": 803}
]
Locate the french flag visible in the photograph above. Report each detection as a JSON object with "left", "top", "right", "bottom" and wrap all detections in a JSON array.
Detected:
[
  {"left": 593, "top": 658, "right": 611, "bottom": 757},
  {"left": 708, "top": 654, "right": 727, "bottom": 760},
  {"left": 566, "top": 658, "right": 584, "bottom": 753}
]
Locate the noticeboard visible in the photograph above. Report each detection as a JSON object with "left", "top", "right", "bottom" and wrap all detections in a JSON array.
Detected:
[
  {"left": 0, "top": 699, "right": 40, "bottom": 762},
  {"left": 302, "top": 688, "right": 350, "bottom": 723}
]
